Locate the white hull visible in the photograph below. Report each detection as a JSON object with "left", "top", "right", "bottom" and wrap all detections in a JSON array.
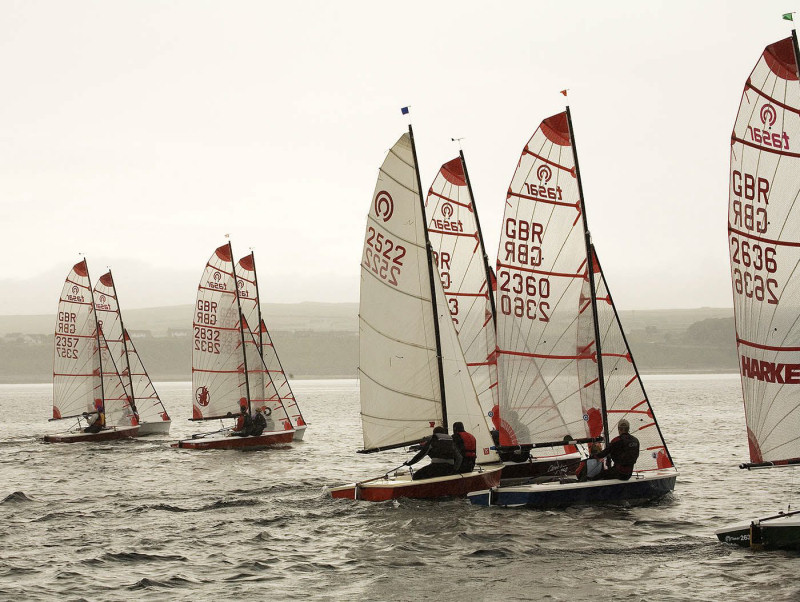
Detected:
[
  {"left": 136, "top": 420, "right": 171, "bottom": 436},
  {"left": 292, "top": 425, "right": 307, "bottom": 441}
]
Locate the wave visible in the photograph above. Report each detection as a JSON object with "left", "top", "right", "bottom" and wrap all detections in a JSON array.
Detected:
[{"left": 1, "top": 491, "right": 34, "bottom": 504}]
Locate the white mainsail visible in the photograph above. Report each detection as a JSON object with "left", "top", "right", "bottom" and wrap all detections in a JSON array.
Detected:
[
  {"left": 425, "top": 156, "right": 499, "bottom": 447},
  {"left": 358, "top": 129, "right": 491, "bottom": 454},
  {"left": 729, "top": 35, "right": 800, "bottom": 465},
  {"left": 359, "top": 132, "right": 443, "bottom": 451},
  {"left": 192, "top": 244, "right": 249, "bottom": 421},
  {"left": 236, "top": 253, "right": 304, "bottom": 430},
  {"left": 53, "top": 260, "right": 135, "bottom": 428},
  {"left": 495, "top": 112, "right": 596, "bottom": 446},
  {"left": 94, "top": 271, "right": 170, "bottom": 426}
]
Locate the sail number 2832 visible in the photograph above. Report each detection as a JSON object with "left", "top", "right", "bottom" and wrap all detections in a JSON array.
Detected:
[{"left": 364, "top": 227, "right": 406, "bottom": 286}]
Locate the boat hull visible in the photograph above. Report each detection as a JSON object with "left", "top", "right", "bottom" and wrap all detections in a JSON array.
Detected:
[
  {"left": 172, "top": 429, "right": 295, "bottom": 450},
  {"left": 136, "top": 420, "right": 171, "bottom": 436},
  {"left": 292, "top": 425, "right": 307, "bottom": 441},
  {"left": 468, "top": 469, "right": 677, "bottom": 508},
  {"left": 43, "top": 425, "right": 140, "bottom": 444},
  {"left": 716, "top": 512, "right": 800, "bottom": 550},
  {"left": 330, "top": 466, "right": 503, "bottom": 501},
  {"left": 497, "top": 453, "right": 581, "bottom": 484}
]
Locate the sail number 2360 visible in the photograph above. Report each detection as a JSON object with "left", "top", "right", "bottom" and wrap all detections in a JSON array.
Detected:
[
  {"left": 497, "top": 269, "right": 550, "bottom": 321},
  {"left": 364, "top": 227, "right": 406, "bottom": 286}
]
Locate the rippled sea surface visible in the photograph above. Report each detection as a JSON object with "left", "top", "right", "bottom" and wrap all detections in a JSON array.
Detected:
[{"left": 1, "top": 375, "right": 800, "bottom": 601}]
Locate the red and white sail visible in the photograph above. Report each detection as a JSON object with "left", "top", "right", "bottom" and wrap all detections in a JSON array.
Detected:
[
  {"left": 94, "top": 271, "right": 170, "bottom": 426},
  {"left": 729, "top": 35, "right": 800, "bottom": 464},
  {"left": 236, "top": 253, "right": 305, "bottom": 430},
  {"left": 53, "top": 260, "right": 135, "bottom": 427},
  {"left": 425, "top": 156, "right": 499, "bottom": 459},
  {"left": 192, "top": 244, "right": 249, "bottom": 420},
  {"left": 241, "top": 314, "right": 293, "bottom": 431},
  {"left": 495, "top": 113, "right": 594, "bottom": 446},
  {"left": 592, "top": 250, "right": 674, "bottom": 472},
  {"left": 98, "top": 328, "right": 138, "bottom": 427}
]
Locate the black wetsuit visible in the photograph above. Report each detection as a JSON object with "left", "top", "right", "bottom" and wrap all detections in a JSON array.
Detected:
[
  {"left": 595, "top": 432, "right": 640, "bottom": 480},
  {"left": 233, "top": 412, "right": 254, "bottom": 437},
  {"left": 251, "top": 412, "right": 266, "bottom": 436}
]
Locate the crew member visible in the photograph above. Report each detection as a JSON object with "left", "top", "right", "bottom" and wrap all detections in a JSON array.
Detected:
[
  {"left": 251, "top": 407, "right": 268, "bottom": 436},
  {"left": 405, "top": 426, "right": 460, "bottom": 480},
  {"left": 83, "top": 401, "right": 105, "bottom": 433},
  {"left": 452, "top": 422, "right": 477, "bottom": 473},
  {"left": 232, "top": 404, "right": 254, "bottom": 437},
  {"left": 593, "top": 419, "right": 640, "bottom": 481}
]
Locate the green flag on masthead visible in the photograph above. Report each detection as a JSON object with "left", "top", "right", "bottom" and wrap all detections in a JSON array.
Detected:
[{"left": 783, "top": 12, "right": 794, "bottom": 21}]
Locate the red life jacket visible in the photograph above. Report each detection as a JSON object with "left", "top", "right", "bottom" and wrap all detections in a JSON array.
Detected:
[{"left": 458, "top": 431, "right": 477, "bottom": 458}]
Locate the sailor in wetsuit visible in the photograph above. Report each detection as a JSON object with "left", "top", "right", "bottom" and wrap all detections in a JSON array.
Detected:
[
  {"left": 452, "top": 422, "right": 477, "bottom": 473},
  {"left": 83, "top": 401, "right": 105, "bottom": 433},
  {"left": 593, "top": 418, "right": 640, "bottom": 481},
  {"left": 405, "top": 426, "right": 460, "bottom": 480},
  {"left": 232, "top": 404, "right": 254, "bottom": 437}
]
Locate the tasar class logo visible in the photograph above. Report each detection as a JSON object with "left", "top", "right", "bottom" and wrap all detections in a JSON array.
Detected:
[
  {"left": 537, "top": 164, "right": 552, "bottom": 184},
  {"left": 196, "top": 386, "right": 210, "bottom": 406},
  {"left": 71, "top": 285, "right": 79, "bottom": 295},
  {"left": 761, "top": 104, "right": 777, "bottom": 127},
  {"left": 99, "top": 295, "right": 106, "bottom": 303},
  {"left": 213, "top": 271, "right": 221, "bottom": 282},
  {"left": 441, "top": 202, "right": 454, "bottom": 218},
  {"left": 374, "top": 191, "right": 394, "bottom": 222}
]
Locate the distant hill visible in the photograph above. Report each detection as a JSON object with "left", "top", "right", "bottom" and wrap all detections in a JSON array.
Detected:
[
  {"left": 0, "top": 304, "right": 739, "bottom": 383},
  {"left": 0, "top": 302, "right": 359, "bottom": 336}
]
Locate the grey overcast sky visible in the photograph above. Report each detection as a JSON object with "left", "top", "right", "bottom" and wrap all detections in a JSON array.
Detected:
[{"left": 0, "top": 0, "right": 792, "bottom": 314}]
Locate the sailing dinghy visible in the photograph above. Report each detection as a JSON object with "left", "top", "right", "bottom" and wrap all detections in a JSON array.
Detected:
[
  {"left": 174, "top": 243, "right": 295, "bottom": 450},
  {"left": 236, "top": 252, "right": 308, "bottom": 440},
  {"left": 716, "top": 33, "right": 800, "bottom": 550},
  {"left": 46, "top": 260, "right": 139, "bottom": 443},
  {"left": 425, "top": 153, "right": 580, "bottom": 483},
  {"left": 467, "top": 109, "right": 677, "bottom": 508},
  {"left": 329, "top": 129, "right": 503, "bottom": 501},
  {"left": 93, "top": 270, "right": 171, "bottom": 435}
]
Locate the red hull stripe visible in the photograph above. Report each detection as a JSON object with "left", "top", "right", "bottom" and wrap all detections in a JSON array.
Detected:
[
  {"left": 729, "top": 225, "right": 800, "bottom": 248},
  {"left": 733, "top": 135, "right": 800, "bottom": 158},
  {"left": 737, "top": 337, "right": 800, "bottom": 352},
  {"left": 428, "top": 189, "right": 472, "bottom": 210},
  {"left": 497, "top": 261, "right": 584, "bottom": 279},
  {"left": 744, "top": 80, "right": 800, "bottom": 115}
]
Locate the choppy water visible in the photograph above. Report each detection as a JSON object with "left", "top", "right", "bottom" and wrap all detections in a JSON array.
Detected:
[{"left": 1, "top": 375, "right": 799, "bottom": 601}]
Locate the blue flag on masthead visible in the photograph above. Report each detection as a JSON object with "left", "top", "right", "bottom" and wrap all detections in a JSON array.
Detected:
[{"left": 401, "top": 106, "right": 410, "bottom": 115}]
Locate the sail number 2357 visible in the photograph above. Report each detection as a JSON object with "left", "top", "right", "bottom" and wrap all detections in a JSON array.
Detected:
[{"left": 364, "top": 227, "right": 406, "bottom": 287}]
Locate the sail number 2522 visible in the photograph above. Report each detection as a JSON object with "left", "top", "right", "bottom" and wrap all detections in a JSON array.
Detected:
[{"left": 364, "top": 226, "right": 406, "bottom": 286}]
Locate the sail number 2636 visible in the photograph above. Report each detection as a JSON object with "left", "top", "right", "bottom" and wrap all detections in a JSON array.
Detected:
[{"left": 364, "top": 227, "right": 406, "bottom": 286}]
